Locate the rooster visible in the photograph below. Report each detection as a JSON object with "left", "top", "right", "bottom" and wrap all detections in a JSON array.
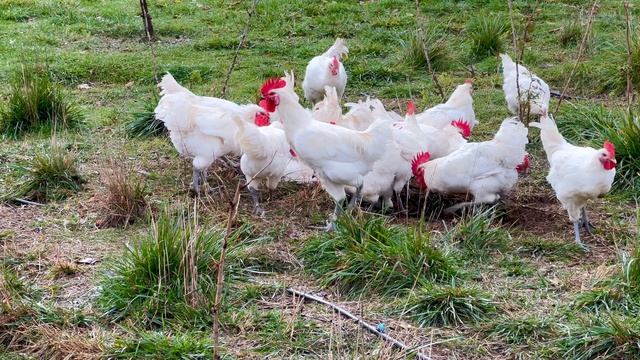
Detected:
[
  {"left": 416, "top": 79, "right": 478, "bottom": 130},
  {"left": 302, "top": 38, "right": 348, "bottom": 105},
  {"left": 155, "top": 73, "right": 269, "bottom": 194},
  {"left": 530, "top": 113, "right": 616, "bottom": 249},
  {"left": 500, "top": 53, "right": 550, "bottom": 117},
  {"left": 412, "top": 117, "right": 529, "bottom": 213},
  {"left": 262, "top": 75, "right": 391, "bottom": 228}
]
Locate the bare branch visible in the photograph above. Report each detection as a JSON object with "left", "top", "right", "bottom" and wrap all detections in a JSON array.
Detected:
[
  {"left": 554, "top": 1, "right": 599, "bottom": 114},
  {"left": 624, "top": 1, "right": 634, "bottom": 111},
  {"left": 220, "top": 0, "right": 260, "bottom": 98},
  {"left": 507, "top": 0, "right": 524, "bottom": 120},
  {"left": 414, "top": 0, "right": 446, "bottom": 101},
  {"left": 287, "top": 287, "right": 432, "bottom": 360}
]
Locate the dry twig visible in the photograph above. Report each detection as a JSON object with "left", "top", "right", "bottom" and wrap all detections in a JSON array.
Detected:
[{"left": 414, "top": 0, "right": 445, "bottom": 100}]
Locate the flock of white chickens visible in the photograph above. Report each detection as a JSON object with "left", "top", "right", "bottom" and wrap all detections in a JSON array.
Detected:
[{"left": 155, "top": 38, "right": 617, "bottom": 249}]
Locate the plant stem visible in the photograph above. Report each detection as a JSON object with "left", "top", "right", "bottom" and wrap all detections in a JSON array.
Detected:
[
  {"left": 414, "top": 0, "right": 445, "bottom": 101},
  {"left": 624, "top": 1, "right": 634, "bottom": 112}
]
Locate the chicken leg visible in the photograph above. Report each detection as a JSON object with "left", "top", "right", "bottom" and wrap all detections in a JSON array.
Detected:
[
  {"left": 191, "top": 168, "right": 203, "bottom": 195},
  {"left": 573, "top": 221, "right": 590, "bottom": 251},
  {"left": 580, "top": 207, "right": 595, "bottom": 235},
  {"left": 248, "top": 187, "right": 265, "bottom": 216},
  {"left": 347, "top": 184, "right": 363, "bottom": 210},
  {"left": 324, "top": 198, "right": 346, "bottom": 231},
  {"left": 394, "top": 190, "right": 406, "bottom": 213}
]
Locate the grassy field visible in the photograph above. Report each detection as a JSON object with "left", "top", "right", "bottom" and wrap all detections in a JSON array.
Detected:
[{"left": 1, "top": 0, "right": 639, "bottom": 359}]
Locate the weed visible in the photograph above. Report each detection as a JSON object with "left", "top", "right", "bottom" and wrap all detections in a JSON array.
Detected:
[
  {"left": 10, "top": 144, "right": 84, "bottom": 203},
  {"left": 405, "top": 283, "right": 495, "bottom": 327},
  {"left": 98, "top": 207, "right": 246, "bottom": 328},
  {"left": 404, "top": 31, "right": 449, "bottom": 72},
  {"left": 490, "top": 315, "right": 557, "bottom": 344},
  {"left": 0, "top": 65, "right": 82, "bottom": 138},
  {"left": 108, "top": 331, "right": 213, "bottom": 359},
  {"left": 97, "top": 162, "right": 148, "bottom": 228},
  {"left": 124, "top": 94, "right": 167, "bottom": 138},
  {"left": 444, "top": 207, "right": 509, "bottom": 258},
  {"left": 467, "top": 16, "right": 507, "bottom": 59},
  {"left": 558, "top": 314, "right": 640, "bottom": 360},
  {"left": 300, "top": 214, "right": 457, "bottom": 296},
  {"left": 559, "top": 19, "right": 583, "bottom": 47},
  {"left": 49, "top": 261, "right": 78, "bottom": 279}
]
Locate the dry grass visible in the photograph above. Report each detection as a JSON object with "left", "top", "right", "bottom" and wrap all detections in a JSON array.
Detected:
[{"left": 96, "top": 160, "right": 148, "bottom": 228}]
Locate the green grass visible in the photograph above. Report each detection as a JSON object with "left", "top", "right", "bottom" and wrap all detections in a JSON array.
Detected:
[
  {"left": 98, "top": 207, "right": 248, "bottom": 328},
  {"left": 404, "top": 30, "right": 450, "bottom": 72},
  {"left": 7, "top": 144, "right": 84, "bottom": 203},
  {"left": 467, "top": 16, "right": 507, "bottom": 59},
  {"left": 558, "top": 314, "right": 640, "bottom": 360},
  {"left": 404, "top": 283, "right": 495, "bottom": 327},
  {"left": 489, "top": 315, "right": 557, "bottom": 345},
  {"left": 299, "top": 214, "right": 457, "bottom": 296},
  {"left": 0, "top": 65, "right": 82, "bottom": 138},
  {"left": 124, "top": 94, "right": 167, "bottom": 138},
  {"left": 108, "top": 332, "right": 214, "bottom": 359},
  {"left": 559, "top": 19, "right": 583, "bottom": 47},
  {"left": 444, "top": 207, "right": 509, "bottom": 258}
]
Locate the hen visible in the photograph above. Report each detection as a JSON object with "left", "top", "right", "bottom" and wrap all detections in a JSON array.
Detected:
[
  {"left": 530, "top": 113, "right": 616, "bottom": 249},
  {"left": 155, "top": 73, "right": 268, "bottom": 194},
  {"left": 416, "top": 79, "right": 478, "bottom": 130},
  {"left": 262, "top": 76, "right": 391, "bottom": 228},
  {"left": 500, "top": 53, "right": 550, "bottom": 117},
  {"left": 302, "top": 38, "right": 348, "bottom": 105},
  {"left": 412, "top": 117, "right": 529, "bottom": 213}
]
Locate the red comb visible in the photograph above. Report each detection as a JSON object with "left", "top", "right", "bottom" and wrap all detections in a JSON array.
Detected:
[
  {"left": 407, "top": 100, "right": 415, "bottom": 116},
  {"left": 411, "top": 152, "right": 430, "bottom": 189},
  {"left": 254, "top": 112, "right": 270, "bottom": 127},
  {"left": 258, "top": 99, "right": 269, "bottom": 112},
  {"left": 451, "top": 119, "right": 471, "bottom": 139},
  {"left": 604, "top": 141, "right": 615, "bottom": 158},
  {"left": 465, "top": 78, "right": 473, "bottom": 85},
  {"left": 516, "top": 154, "right": 530, "bottom": 174},
  {"left": 260, "top": 78, "right": 286, "bottom": 97},
  {"left": 289, "top": 148, "right": 297, "bottom": 157}
]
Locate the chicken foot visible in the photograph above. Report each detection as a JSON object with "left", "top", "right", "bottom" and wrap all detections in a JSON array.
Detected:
[
  {"left": 347, "top": 185, "right": 363, "bottom": 210},
  {"left": 573, "top": 221, "right": 590, "bottom": 251},
  {"left": 394, "top": 189, "right": 406, "bottom": 214},
  {"left": 324, "top": 199, "right": 346, "bottom": 232},
  {"left": 190, "top": 168, "right": 203, "bottom": 195},
  {"left": 248, "top": 187, "right": 265, "bottom": 217}
]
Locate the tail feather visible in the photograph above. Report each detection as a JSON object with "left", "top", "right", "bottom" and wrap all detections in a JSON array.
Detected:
[
  {"left": 322, "top": 38, "right": 348, "bottom": 59},
  {"left": 158, "top": 73, "right": 191, "bottom": 96},
  {"left": 529, "top": 114, "right": 567, "bottom": 158}
]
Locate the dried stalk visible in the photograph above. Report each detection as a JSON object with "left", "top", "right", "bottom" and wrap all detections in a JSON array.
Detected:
[
  {"left": 139, "top": 0, "right": 154, "bottom": 41},
  {"left": 507, "top": 0, "right": 524, "bottom": 120},
  {"left": 554, "top": 1, "right": 599, "bottom": 113},
  {"left": 287, "top": 288, "right": 432, "bottom": 360},
  {"left": 220, "top": 0, "right": 260, "bottom": 98},
  {"left": 212, "top": 182, "right": 242, "bottom": 360},
  {"left": 414, "top": 0, "right": 445, "bottom": 101},
  {"left": 624, "top": 1, "right": 634, "bottom": 111}
]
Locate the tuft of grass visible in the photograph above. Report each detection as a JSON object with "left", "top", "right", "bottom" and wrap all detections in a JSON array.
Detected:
[
  {"left": 9, "top": 145, "right": 84, "bottom": 203},
  {"left": 404, "top": 283, "right": 495, "bottom": 327},
  {"left": 299, "top": 214, "right": 457, "bottom": 296},
  {"left": 467, "top": 16, "right": 507, "bottom": 59},
  {"left": 124, "top": 94, "right": 167, "bottom": 138},
  {"left": 1, "top": 267, "right": 36, "bottom": 311},
  {"left": 108, "top": 332, "right": 213, "bottom": 359},
  {"left": 49, "top": 261, "right": 78, "bottom": 279},
  {"left": 490, "top": 315, "right": 557, "bottom": 345},
  {"left": 0, "top": 65, "right": 82, "bottom": 139},
  {"left": 557, "top": 108, "right": 640, "bottom": 195},
  {"left": 444, "top": 207, "right": 509, "bottom": 258},
  {"left": 404, "top": 31, "right": 449, "bottom": 72},
  {"left": 558, "top": 315, "right": 640, "bottom": 360},
  {"left": 559, "top": 21, "right": 582, "bottom": 47},
  {"left": 518, "top": 236, "right": 583, "bottom": 261},
  {"left": 98, "top": 207, "right": 246, "bottom": 328},
  {"left": 97, "top": 162, "right": 148, "bottom": 228}
]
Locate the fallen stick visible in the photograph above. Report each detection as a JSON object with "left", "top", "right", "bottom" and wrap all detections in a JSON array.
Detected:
[
  {"left": 286, "top": 288, "right": 432, "bottom": 360},
  {"left": 14, "top": 198, "right": 44, "bottom": 206}
]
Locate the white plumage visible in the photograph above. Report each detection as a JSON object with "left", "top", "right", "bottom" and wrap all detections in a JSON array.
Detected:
[
  {"left": 416, "top": 80, "right": 478, "bottom": 129},
  {"left": 500, "top": 53, "right": 550, "bottom": 116},
  {"left": 302, "top": 38, "right": 348, "bottom": 105},
  {"left": 530, "top": 113, "right": 616, "bottom": 248}
]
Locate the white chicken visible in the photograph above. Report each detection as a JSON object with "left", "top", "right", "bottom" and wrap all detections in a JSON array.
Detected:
[
  {"left": 530, "top": 113, "right": 616, "bottom": 249},
  {"left": 155, "top": 73, "right": 269, "bottom": 194},
  {"left": 302, "top": 38, "right": 348, "bottom": 105},
  {"left": 416, "top": 79, "right": 478, "bottom": 129},
  {"left": 261, "top": 76, "right": 391, "bottom": 228},
  {"left": 500, "top": 53, "right": 550, "bottom": 117},
  {"left": 233, "top": 118, "right": 293, "bottom": 215},
  {"left": 412, "top": 117, "right": 529, "bottom": 213},
  {"left": 311, "top": 86, "right": 343, "bottom": 125}
]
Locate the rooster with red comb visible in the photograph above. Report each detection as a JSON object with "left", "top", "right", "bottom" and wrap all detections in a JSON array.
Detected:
[
  {"left": 530, "top": 112, "right": 616, "bottom": 250},
  {"left": 302, "top": 38, "right": 348, "bottom": 105}
]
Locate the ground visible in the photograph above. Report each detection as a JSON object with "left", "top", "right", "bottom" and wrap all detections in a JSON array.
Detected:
[{"left": 1, "top": 0, "right": 639, "bottom": 359}]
